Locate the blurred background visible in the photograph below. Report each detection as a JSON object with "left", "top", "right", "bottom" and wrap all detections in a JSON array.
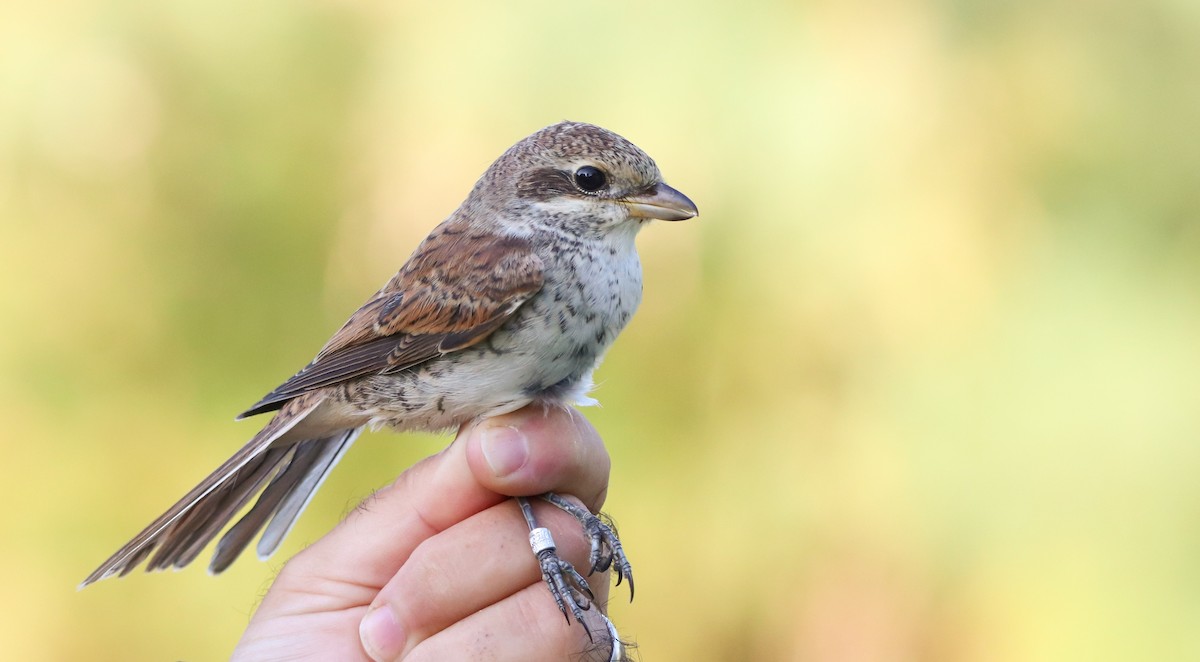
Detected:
[{"left": 3, "top": 0, "right": 1199, "bottom": 659}]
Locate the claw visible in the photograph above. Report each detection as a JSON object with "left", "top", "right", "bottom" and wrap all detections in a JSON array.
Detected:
[
  {"left": 565, "top": 561, "right": 595, "bottom": 601},
  {"left": 521, "top": 499, "right": 601, "bottom": 638},
  {"left": 527, "top": 491, "right": 637, "bottom": 638},
  {"left": 539, "top": 492, "right": 636, "bottom": 603},
  {"left": 535, "top": 547, "right": 594, "bottom": 639}
]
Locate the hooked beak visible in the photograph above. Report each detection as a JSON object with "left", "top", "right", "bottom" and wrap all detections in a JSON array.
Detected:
[{"left": 623, "top": 183, "right": 699, "bottom": 221}]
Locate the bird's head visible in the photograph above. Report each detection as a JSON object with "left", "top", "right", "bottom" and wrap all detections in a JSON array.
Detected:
[{"left": 474, "top": 121, "right": 698, "bottom": 236}]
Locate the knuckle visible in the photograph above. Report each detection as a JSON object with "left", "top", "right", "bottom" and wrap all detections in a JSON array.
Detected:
[{"left": 375, "top": 546, "right": 442, "bottom": 635}]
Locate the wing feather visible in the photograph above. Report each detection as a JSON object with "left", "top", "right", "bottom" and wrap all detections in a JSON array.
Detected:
[{"left": 238, "top": 230, "right": 543, "bottom": 419}]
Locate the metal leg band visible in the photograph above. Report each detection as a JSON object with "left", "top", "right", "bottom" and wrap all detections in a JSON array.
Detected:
[{"left": 529, "top": 527, "right": 556, "bottom": 554}]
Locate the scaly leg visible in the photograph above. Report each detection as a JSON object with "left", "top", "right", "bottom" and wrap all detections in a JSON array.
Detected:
[
  {"left": 516, "top": 496, "right": 594, "bottom": 634},
  {"left": 539, "top": 492, "right": 634, "bottom": 600}
]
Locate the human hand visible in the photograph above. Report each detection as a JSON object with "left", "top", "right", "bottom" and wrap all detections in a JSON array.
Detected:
[{"left": 231, "top": 405, "right": 624, "bottom": 661}]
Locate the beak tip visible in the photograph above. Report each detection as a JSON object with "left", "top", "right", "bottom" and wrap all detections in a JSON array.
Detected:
[{"left": 625, "top": 182, "right": 699, "bottom": 222}]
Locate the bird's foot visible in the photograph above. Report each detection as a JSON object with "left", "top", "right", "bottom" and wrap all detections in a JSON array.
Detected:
[
  {"left": 540, "top": 492, "right": 635, "bottom": 601},
  {"left": 529, "top": 527, "right": 595, "bottom": 634}
]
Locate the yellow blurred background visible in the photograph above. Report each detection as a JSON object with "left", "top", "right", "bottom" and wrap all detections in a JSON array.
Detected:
[{"left": 3, "top": 0, "right": 1199, "bottom": 659}]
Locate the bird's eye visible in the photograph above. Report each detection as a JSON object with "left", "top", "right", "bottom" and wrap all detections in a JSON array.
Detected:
[{"left": 573, "top": 166, "right": 607, "bottom": 193}]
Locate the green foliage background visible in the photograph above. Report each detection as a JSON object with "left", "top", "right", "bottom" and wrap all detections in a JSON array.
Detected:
[{"left": 3, "top": 0, "right": 1199, "bottom": 659}]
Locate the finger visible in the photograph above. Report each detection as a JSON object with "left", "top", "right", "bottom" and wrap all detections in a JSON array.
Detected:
[
  {"left": 465, "top": 406, "right": 611, "bottom": 511},
  {"left": 403, "top": 583, "right": 619, "bottom": 662},
  {"left": 274, "top": 405, "right": 603, "bottom": 594},
  {"left": 359, "top": 498, "right": 610, "bottom": 660}
]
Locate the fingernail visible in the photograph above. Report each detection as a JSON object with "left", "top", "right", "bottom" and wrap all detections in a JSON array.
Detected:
[
  {"left": 480, "top": 424, "right": 529, "bottom": 477},
  {"left": 360, "top": 605, "right": 405, "bottom": 662}
]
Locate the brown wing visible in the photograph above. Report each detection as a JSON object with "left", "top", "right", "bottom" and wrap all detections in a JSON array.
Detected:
[{"left": 237, "top": 230, "right": 544, "bottom": 419}]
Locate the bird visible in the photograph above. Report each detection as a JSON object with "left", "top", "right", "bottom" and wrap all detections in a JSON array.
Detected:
[{"left": 80, "top": 120, "right": 698, "bottom": 627}]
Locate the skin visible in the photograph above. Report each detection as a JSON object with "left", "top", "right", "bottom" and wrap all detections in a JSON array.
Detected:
[{"left": 231, "top": 405, "right": 622, "bottom": 662}]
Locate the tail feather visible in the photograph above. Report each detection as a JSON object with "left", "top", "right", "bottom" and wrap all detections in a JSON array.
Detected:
[
  {"left": 145, "top": 447, "right": 289, "bottom": 572},
  {"left": 170, "top": 447, "right": 289, "bottom": 568},
  {"left": 208, "top": 429, "right": 360, "bottom": 574},
  {"left": 78, "top": 399, "right": 350, "bottom": 588},
  {"left": 206, "top": 448, "right": 311, "bottom": 574},
  {"left": 117, "top": 543, "right": 156, "bottom": 579},
  {"left": 258, "top": 428, "right": 360, "bottom": 559}
]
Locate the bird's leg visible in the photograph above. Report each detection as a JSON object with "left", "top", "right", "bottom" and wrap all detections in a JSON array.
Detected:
[
  {"left": 539, "top": 491, "right": 634, "bottom": 601},
  {"left": 516, "top": 496, "right": 594, "bottom": 634}
]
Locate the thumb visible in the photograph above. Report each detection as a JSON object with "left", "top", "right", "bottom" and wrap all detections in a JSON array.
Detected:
[{"left": 465, "top": 406, "right": 611, "bottom": 512}]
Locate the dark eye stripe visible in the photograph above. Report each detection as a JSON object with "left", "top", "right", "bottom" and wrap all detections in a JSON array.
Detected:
[{"left": 515, "top": 168, "right": 576, "bottom": 200}]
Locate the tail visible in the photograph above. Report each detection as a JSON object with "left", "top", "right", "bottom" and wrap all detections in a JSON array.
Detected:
[{"left": 80, "top": 399, "right": 362, "bottom": 587}]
